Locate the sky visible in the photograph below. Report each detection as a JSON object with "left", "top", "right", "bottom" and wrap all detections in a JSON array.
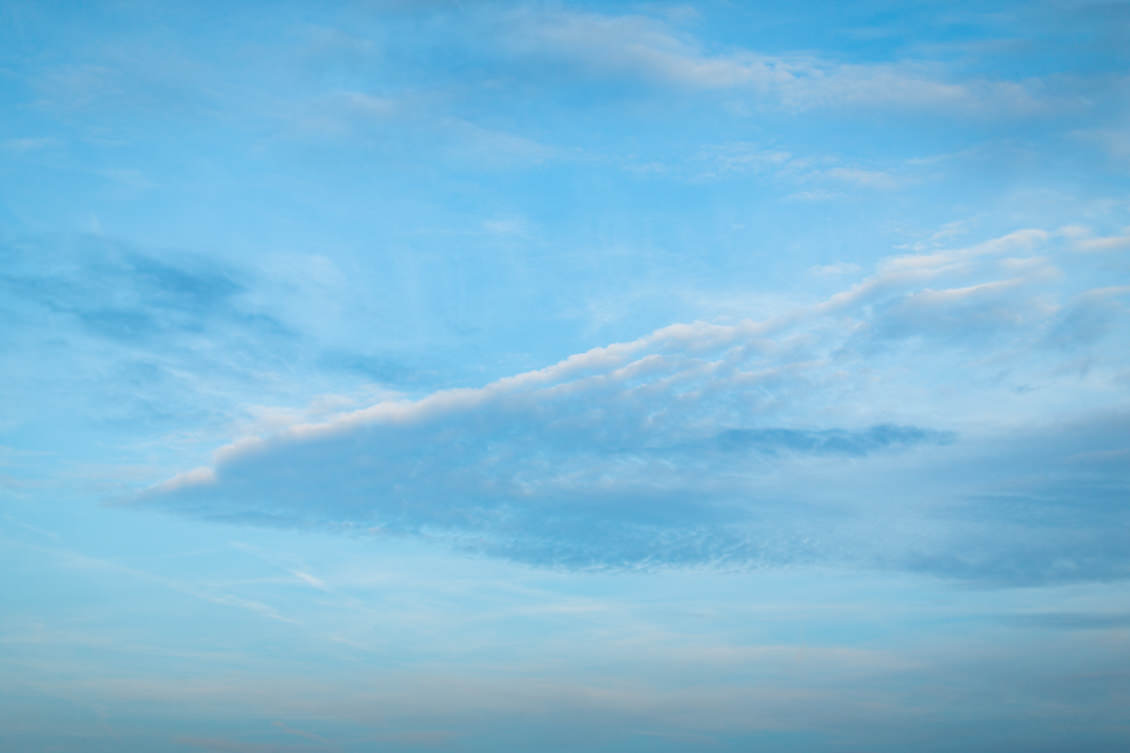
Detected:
[{"left": 1, "top": 0, "right": 1129, "bottom": 750}]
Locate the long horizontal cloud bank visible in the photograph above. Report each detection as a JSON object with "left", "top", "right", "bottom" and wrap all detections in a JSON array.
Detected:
[{"left": 146, "top": 228, "right": 1130, "bottom": 582}]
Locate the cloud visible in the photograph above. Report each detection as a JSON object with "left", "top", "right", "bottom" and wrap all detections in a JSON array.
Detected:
[
  {"left": 1045, "top": 287, "right": 1130, "bottom": 349},
  {"left": 1001, "top": 611, "right": 1130, "bottom": 630},
  {"left": 1, "top": 137, "right": 59, "bottom": 153},
  {"left": 481, "top": 216, "right": 531, "bottom": 237},
  {"left": 699, "top": 144, "right": 797, "bottom": 177},
  {"left": 864, "top": 278, "right": 1047, "bottom": 344},
  {"left": 142, "top": 227, "right": 1130, "bottom": 581},
  {"left": 141, "top": 315, "right": 950, "bottom": 569},
  {"left": 31, "top": 43, "right": 222, "bottom": 120},
  {"left": 295, "top": 90, "right": 398, "bottom": 138},
  {"left": 786, "top": 189, "right": 841, "bottom": 202},
  {"left": 1073, "top": 234, "right": 1130, "bottom": 253},
  {"left": 502, "top": 8, "right": 1053, "bottom": 115},
  {"left": 441, "top": 118, "right": 558, "bottom": 166},
  {"left": 693, "top": 143, "right": 905, "bottom": 196},
  {"left": 289, "top": 90, "right": 556, "bottom": 167},
  {"left": 1075, "top": 126, "right": 1130, "bottom": 163},
  {"left": 175, "top": 737, "right": 322, "bottom": 753},
  {"left": 12, "top": 538, "right": 299, "bottom": 626},
  {"left": 505, "top": 10, "right": 773, "bottom": 90},
  {"left": 0, "top": 235, "right": 288, "bottom": 343},
  {"left": 821, "top": 166, "right": 901, "bottom": 190},
  {"left": 709, "top": 425, "right": 953, "bottom": 456},
  {"left": 0, "top": 234, "right": 314, "bottom": 452},
  {"left": 316, "top": 350, "right": 426, "bottom": 387},
  {"left": 810, "top": 262, "right": 862, "bottom": 276}
]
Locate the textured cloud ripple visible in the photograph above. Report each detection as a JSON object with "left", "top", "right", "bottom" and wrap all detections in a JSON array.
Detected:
[{"left": 145, "top": 229, "right": 1130, "bottom": 580}]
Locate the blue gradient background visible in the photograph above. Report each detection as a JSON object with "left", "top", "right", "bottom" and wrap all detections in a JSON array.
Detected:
[{"left": 2, "top": 1, "right": 1129, "bottom": 751}]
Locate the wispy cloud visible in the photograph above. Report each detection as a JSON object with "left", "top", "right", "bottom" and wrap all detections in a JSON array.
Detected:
[
  {"left": 1075, "top": 126, "right": 1130, "bottom": 163},
  {"left": 295, "top": 90, "right": 399, "bottom": 138},
  {"left": 1, "top": 136, "right": 59, "bottom": 152},
  {"left": 822, "top": 166, "right": 901, "bottom": 190},
  {"left": 7, "top": 537, "right": 299, "bottom": 626},
  {"left": 810, "top": 262, "right": 862, "bottom": 277},
  {"left": 503, "top": 8, "right": 1055, "bottom": 115},
  {"left": 694, "top": 143, "right": 904, "bottom": 193},
  {"left": 1073, "top": 233, "right": 1130, "bottom": 253},
  {"left": 0, "top": 235, "right": 283, "bottom": 343}
]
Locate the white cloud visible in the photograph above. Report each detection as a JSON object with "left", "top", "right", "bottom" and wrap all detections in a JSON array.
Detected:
[
  {"left": 143, "top": 226, "right": 1130, "bottom": 580},
  {"left": 504, "top": 8, "right": 1053, "bottom": 115},
  {"left": 1074, "top": 234, "right": 1130, "bottom": 253}
]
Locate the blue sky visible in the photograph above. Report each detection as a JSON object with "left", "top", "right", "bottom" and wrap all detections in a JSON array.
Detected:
[{"left": 2, "top": 0, "right": 1129, "bottom": 750}]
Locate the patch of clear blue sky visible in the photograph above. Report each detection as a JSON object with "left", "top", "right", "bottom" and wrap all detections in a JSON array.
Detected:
[{"left": 1, "top": 1, "right": 1129, "bottom": 751}]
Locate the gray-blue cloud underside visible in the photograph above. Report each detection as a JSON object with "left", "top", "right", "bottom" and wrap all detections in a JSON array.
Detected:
[
  {"left": 0, "top": 235, "right": 438, "bottom": 448},
  {"left": 145, "top": 228, "right": 1130, "bottom": 582},
  {"left": 0, "top": 235, "right": 287, "bottom": 343}
]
